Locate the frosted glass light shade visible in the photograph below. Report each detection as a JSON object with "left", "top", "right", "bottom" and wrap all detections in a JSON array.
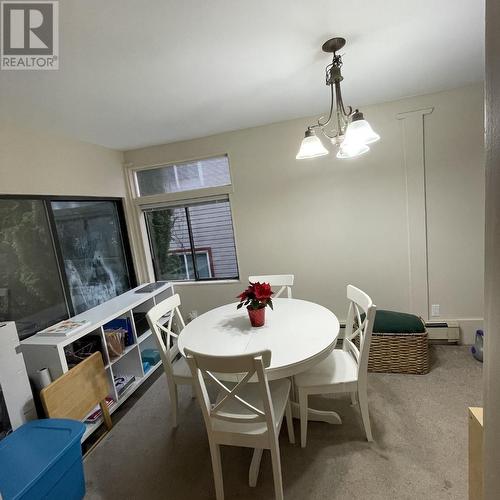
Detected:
[
  {"left": 344, "top": 118, "right": 380, "bottom": 145},
  {"left": 296, "top": 130, "right": 329, "bottom": 159},
  {"left": 336, "top": 141, "right": 370, "bottom": 159}
]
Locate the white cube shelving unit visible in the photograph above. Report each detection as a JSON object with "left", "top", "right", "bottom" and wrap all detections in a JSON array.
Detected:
[{"left": 21, "top": 282, "right": 174, "bottom": 440}]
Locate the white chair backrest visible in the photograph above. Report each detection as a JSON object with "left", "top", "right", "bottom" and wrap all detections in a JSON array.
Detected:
[
  {"left": 342, "top": 285, "right": 376, "bottom": 375},
  {"left": 248, "top": 274, "right": 294, "bottom": 298},
  {"left": 146, "top": 294, "right": 186, "bottom": 379},
  {"left": 186, "top": 349, "right": 277, "bottom": 432}
]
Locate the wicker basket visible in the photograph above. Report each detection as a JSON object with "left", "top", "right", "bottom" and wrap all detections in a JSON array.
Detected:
[
  {"left": 368, "top": 332, "right": 429, "bottom": 374},
  {"left": 356, "top": 331, "right": 430, "bottom": 374}
]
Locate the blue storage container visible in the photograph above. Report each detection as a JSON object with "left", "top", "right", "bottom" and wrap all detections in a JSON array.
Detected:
[
  {"left": 0, "top": 419, "right": 85, "bottom": 500},
  {"left": 141, "top": 349, "right": 161, "bottom": 366}
]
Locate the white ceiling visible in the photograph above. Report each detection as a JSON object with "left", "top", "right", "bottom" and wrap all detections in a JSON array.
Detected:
[{"left": 0, "top": 0, "right": 484, "bottom": 151}]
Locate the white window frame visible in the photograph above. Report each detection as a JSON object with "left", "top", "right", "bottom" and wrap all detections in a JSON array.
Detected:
[{"left": 123, "top": 154, "right": 240, "bottom": 285}]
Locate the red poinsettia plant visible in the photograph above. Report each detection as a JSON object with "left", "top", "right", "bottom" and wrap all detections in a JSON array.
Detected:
[{"left": 237, "top": 282, "right": 274, "bottom": 311}]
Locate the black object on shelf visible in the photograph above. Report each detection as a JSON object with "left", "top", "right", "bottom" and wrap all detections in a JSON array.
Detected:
[
  {"left": 134, "top": 313, "right": 149, "bottom": 337},
  {"left": 0, "top": 388, "right": 12, "bottom": 441},
  {"left": 64, "top": 335, "right": 104, "bottom": 368}
]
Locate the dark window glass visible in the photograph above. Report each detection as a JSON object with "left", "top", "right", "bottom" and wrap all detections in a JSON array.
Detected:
[
  {"left": 0, "top": 199, "right": 68, "bottom": 338},
  {"left": 51, "top": 201, "right": 133, "bottom": 315},
  {"left": 145, "top": 198, "right": 238, "bottom": 281}
]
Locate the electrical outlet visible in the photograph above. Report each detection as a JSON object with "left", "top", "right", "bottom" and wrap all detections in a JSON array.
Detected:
[{"left": 431, "top": 304, "right": 440, "bottom": 317}]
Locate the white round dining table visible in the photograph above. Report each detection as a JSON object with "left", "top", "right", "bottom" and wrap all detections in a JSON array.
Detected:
[{"left": 178, "top": 298, "right": 343, "bottom": 425}]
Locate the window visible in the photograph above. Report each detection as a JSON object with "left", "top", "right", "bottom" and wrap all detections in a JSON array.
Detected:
[
  {"left": 135, "top": 155, "right": 231, "bottom": 197},
  {"left": 144, "top": 198, "right": 238, "bottom": 281},
  {"left": 0, "top": 196, "right": 135, "bottom": 339},
  {"left": 134, "top": 155, "right": 239, "bottom": 283}
]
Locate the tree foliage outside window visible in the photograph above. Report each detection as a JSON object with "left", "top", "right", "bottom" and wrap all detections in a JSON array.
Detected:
[
  {"left": 0, "top": 199, "right": 67, "bottom": 338},
  {"left": 146, "top": 209, "right": 187, "bottom": 279}
]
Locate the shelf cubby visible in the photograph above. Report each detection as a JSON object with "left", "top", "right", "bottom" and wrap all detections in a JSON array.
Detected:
[
  {"left": 109, "top": 342, "right": 138, "bottom": 366},
  {"left": 132, "top": 298, "right": 155, "bottom": 340},
  {"left": 63, "top": 328, "right": 108, "bottom": 369},
  {"left": 103, "top": 312, "right": 136, "bottom": 347},
  {"left": 112, "top": 346, "right": 143, "bottom": 388}
]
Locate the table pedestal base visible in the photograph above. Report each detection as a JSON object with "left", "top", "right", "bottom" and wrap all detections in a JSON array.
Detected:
[{"left": 290, "top": 401, "right": 342, "bottom": 425}]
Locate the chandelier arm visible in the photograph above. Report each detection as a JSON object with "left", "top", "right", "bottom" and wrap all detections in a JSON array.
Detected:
[
  {"left": 317, "top": 83, "right": 335, "bottom": 128},
  {"left": 335, "top": 80, "right": 353, "bottom": 118},
  {"left": 336, "top": 89, "right": 344, "bottom": 135}
]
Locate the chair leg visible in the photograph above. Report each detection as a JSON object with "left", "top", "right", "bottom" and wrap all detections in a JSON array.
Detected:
[
  {"left": 168, "top": 381, "right": 179, "bottom": 428},
  {"left": 350, "top": 391, "right": 357, "bottom": 406},
  {"left": 269, "top": 437, "right": 284, "bottom": 500},
  {"left": 209, "top": 441, "right": 224, "bottom": 500},
  {"left": 298, "top": 389, "right": 308, "bottom": 448},
  {"left": 358, "top": 385, "right": 373, "bottom": 442},
  {"left": 249, "top": 448, "right": 263, "bottom": 487},
  {"left": 285, "top": 399, "right": 295, "bottom": 444}
]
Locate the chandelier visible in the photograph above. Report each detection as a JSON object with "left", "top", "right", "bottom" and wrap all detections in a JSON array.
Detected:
[{"left": 296, "top": 37, "right": 380, "bottom": 160}]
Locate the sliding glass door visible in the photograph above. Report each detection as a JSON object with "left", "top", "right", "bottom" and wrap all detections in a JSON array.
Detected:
[
  {"left": 51, "top": 201, "right": 134, "bottom": 315},
  {"left": 0, "top": 199, "right": 68, "bottom": 338},
  {"left": 0, "top": 196, "right": 135, "bottom": 339}
]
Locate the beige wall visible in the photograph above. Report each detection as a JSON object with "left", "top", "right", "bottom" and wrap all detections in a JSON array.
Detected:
[
  {"left": 425, "top": 87, "right": 485, "bottom": 319},
  {"left": 124, "top": 84, "right": 484, "bottom": 342},
  {"left": 0, "top": 121, "right": 125, "bottom": 197}
]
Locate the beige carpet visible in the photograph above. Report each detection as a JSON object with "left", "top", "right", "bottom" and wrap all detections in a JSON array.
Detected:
[{"left": 84, "top": 346, "right": 482, "bottom": 499}]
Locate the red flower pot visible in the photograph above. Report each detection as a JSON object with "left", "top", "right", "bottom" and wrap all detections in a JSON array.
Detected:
[{"left": 247, "top": 306, "right": 265, "bottom": 327}]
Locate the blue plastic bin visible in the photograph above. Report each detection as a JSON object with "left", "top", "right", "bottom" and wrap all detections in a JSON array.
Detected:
[
  {"left": 141, "top": 349, "right": 161, "bottom": 366},
  {"left": 0, "top": 419, "right": 85, "bottom": 500}
]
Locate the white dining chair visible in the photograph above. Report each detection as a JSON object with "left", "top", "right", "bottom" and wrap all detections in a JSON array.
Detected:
[
  {"left": 146, "top": 293, "right": 192, "bottom": 428},
  {"left": 185, "top": 349, "right": 295, "bottom": 500},
  {"left": 294, "top": 285, "right": 376, "bottom": 446},
  {"left": 248, "top": 274, "right": 294, "bottom": 298}
]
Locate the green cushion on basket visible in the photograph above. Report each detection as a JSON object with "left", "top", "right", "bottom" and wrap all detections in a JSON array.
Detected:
[{"left": 372, "top": 310, "right": 426, "bottom": 334}]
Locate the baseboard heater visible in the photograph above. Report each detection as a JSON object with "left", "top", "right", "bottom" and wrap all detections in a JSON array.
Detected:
[
  {"left": 338, "top": 321, "right": 460, "bottom": 343},
  {"left": 425, "top": 321, "right": 460, "bottom": 343}
]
